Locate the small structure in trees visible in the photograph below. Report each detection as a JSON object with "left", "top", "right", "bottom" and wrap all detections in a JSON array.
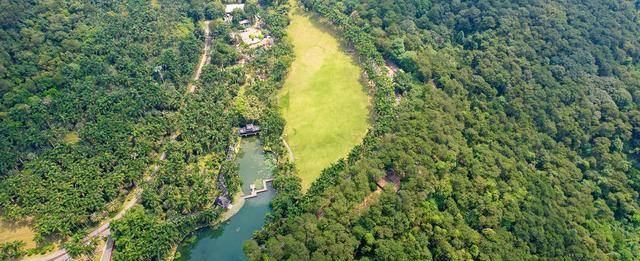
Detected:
[
  {"left": 239, "top": 19, "right": 251, "bottom": 27},
  {"left": 260, "top": 36, "right": 274, "bottom": 48},
  {"left": 224, "top": 4, "right": 245, "bottom": 13},
  {"left": 215, "top": 196, "right": 231, "bottom": 209},
  {"left": 224, "top": 3, "right": 245, "bottom": 23},
  {"left": 238, "top": 124, "right": 261, "bottom": 136},
  {"left": 379, "top": 172, "right": 401, "bottom": 191}
]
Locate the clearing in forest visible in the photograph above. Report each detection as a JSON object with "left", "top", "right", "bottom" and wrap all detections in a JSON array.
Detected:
[
  {"left": 63, "top": 131, "right": 81, "bottom": 145},
  {"left": 279, "top": 9, "right": 368, "bottom": 191},
  {"left": 0, "top": 219, "right": 36, "bottom": 249}
]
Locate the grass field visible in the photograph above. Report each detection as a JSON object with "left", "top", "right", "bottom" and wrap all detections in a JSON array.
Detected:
[
  {"left": 0, "top": 219, "right": 36, "bottom": 249},
  {"left": 279, "top": 9, "right": 369, "bottom": 191}
]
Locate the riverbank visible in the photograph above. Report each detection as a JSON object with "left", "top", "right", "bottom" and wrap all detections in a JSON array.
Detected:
[
  {"left": 176, "top": 138, "right": 276, "bottom": 260},
  {"left": 221, "top": 190, "right": 246, "bottom": 222},
  {"left": 167, "top": 188, "right": 245, "bottom": 261}
]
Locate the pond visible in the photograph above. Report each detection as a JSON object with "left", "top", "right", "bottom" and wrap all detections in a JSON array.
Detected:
[{"left": 176, "top": 138, "right": 275, "bottom": 261}]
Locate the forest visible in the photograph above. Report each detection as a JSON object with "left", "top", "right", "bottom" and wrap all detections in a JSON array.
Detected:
[
  {"left": 1, "top": 0, "right": 293, "bottom": 259},
  {"left": 1, "top": 0, "right": 243, "bottom": 258},
  {"left": 2, "top": 0, "right": 640, "bottom": 259},
  {"left": 110, "top": 0, "right": 295, "bottom": 259},
  {"left": 247, "top": 0, "right": 640, "bottom": 260},
  {"left": 0, "top": 0, "right": 204, "bottom": 245}
]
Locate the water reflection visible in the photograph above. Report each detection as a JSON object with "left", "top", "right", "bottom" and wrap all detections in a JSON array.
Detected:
[{"left": 177, "top": 139, "right": 274, "bottom": 261}]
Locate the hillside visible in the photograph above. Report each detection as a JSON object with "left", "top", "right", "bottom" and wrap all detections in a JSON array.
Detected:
[
  {"left": 247, "top": 0, "right": 640, "bottom": 259},
  {"left": 2, "top": 0, "right": 640, "bottom": 259}
]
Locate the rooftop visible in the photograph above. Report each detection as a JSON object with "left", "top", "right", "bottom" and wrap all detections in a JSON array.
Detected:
[
  {"left": 225, "top": 4, "right": 245, "bottom": 13},
  {"left": 238, "top": 124, "right": 261, "bottom": 136}
]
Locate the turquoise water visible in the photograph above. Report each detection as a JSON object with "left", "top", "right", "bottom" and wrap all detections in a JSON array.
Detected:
[
  {"left": 177, "top": 139, "right": 274, "bottom": 261},
  {"left": 236, "top": 139, "right": 274, "bottom": 195}
]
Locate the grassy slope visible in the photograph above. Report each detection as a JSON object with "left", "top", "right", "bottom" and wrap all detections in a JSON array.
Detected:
[{"left": 279, "top": 11, "right": 369, "bottom": 191}]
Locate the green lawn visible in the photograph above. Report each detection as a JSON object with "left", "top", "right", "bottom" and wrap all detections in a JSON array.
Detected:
[{"left": 279, "top": 10, "right": 369, "bottom": 191}]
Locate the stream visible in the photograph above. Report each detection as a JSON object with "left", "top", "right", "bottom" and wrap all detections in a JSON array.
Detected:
[{"left": 176, "top": 138, "right": 275, "bottom": 261}]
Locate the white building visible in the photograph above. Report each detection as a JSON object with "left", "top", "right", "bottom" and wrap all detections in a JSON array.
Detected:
[
  {"left": 225, "top": 4, "right": 245, "bottom": 14},
  {"left": 239, "top": 19, "right": 251, "bottom": 27}
]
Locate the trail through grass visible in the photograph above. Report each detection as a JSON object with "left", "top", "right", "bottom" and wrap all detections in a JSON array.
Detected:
[{"left": 280, "top": 8, "right": 369, "bottom": 191}]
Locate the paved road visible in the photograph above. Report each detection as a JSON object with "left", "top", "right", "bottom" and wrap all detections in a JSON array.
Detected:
[
  {"left": 100, "top": 237, "right": 114, "bottom": 261},
  {"left": 35, "top": 223, "right": 110, "bottom": 261}
]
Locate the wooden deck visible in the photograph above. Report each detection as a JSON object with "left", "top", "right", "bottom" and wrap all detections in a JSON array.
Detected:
[{"left": 242, "top": 178, "right": 274, "bottom": 199}]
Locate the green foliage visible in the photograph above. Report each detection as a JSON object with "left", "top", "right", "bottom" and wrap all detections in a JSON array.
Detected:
[
  {"left": 0, "top": 0, "right": 293, "bottom": 258},
  {"left": 111, "top": 206, "right": 178, "bottom": 260},
  {"left": 0, "top": 241, "right": 25, "bottom": 260},
  {"left": 249, "top": 0, "right": 640, "bottom": 259},
  {"left": 113, "top": 1, "right": 295, "bottom": 258},
  {"left": 62, "top": 235, "right": 95, "bottom": 259},
  {"left": 7, "top": 0, "right": 639, "bottom": 259},
  {"left": 0, "top": 0, "right": 201, "bottom": 241}
]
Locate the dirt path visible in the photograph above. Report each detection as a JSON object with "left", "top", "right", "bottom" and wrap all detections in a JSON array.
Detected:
[
  {"left": 353, "top": 175, "right": 400, "bottom": 215},
  {"left": 282, "top": 137, "right": 295, "bottom": 162},
  {"left": 37, "top": 20, "right": 213, "bottom": 261},
  {"left": 188, "top": 20, "right": 212, "bottom": 93},
  {"left": 353, "top": 181, "right": 385, "bottom": 215}
]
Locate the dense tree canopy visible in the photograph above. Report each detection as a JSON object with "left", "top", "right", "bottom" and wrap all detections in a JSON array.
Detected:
[
  {"left": 249, "top": 0, "right": 640, "bottom": 259},
  {"left": 0, "top": 0, "right": 202, "bottom": 243},
  {"left": 111, "top": 206, "right": 179, "bottom": 260},
  {"left": 3, "top": 0, "right": 640, "bottom": 259},
  {"left": 111, "top": 0, "right": 295, "bottom": 259}
]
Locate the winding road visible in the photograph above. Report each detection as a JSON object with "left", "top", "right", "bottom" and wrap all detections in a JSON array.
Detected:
[{"left": 36, "top": 20, "right": 213, "bottom": 261}]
